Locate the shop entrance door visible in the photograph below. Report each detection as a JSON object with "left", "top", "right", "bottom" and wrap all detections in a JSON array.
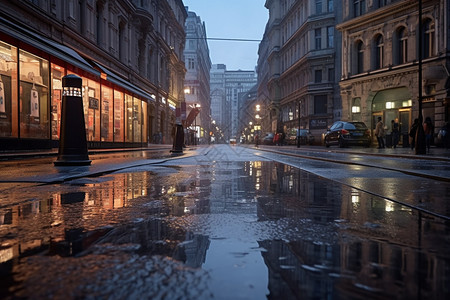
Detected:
[{"left": 399, "top": 109, "right": 411, "bottom": 147}]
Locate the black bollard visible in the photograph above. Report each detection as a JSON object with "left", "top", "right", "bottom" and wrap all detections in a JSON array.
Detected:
[
  {"left": 54, "top": 74, "right": 91, "bottom": 166},
  {"left": 170, "top": 124, "right": 184, "bottom": 154}
]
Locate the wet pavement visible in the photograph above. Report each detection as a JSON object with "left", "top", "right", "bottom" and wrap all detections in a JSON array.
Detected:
[{"left": 0, "top": 145, "right": 449, "bottom": 299}]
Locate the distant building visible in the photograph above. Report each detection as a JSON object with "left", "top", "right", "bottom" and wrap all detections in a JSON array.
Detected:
[
  {"left": 0, "top": 0, "right": 186, "bottom": 150},
  {"left": 338, "top": 0, "right": 450, "bottom": 145},
  {"left": 238, "top": 84, "right": 259, "bottom": 143},
  {"left": 210, "top": 65, "right": 257, "bottom": 141},
  {"left": 257, "top": 0, "right": 341, "bottom": 141},
  {"left": 210, "top": 64, "right": 227, "bottom": 141},
  {"left": 184, "top": 9, "right": 211, "bottom": 144}
]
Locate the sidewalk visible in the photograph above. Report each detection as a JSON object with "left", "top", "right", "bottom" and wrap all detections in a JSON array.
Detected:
[
  {"left": 260, "top": 144, "right": 450, "bottom": 161},
  {"left": 0, "top": 144, "right": 173, "bottom": 161}
]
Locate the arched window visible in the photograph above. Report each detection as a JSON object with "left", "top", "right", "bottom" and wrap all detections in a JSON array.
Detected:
[
  {"left": 375, "top": 35, "right": 384, "bottom": 69},
  {"left": 356, "top": 40, "right": 364, "bottom": 74},
  {"left": 423, "top": 18, "right": 435, "bottom": 59},
  {"left": 397, "top": 27, "right": 408, "bottom": 64}
]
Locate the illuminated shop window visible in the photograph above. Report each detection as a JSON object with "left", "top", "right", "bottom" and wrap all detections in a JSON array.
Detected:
[
  {"left": 142, "top": 101, "right": 147, "bottom": 143},
  {"left": 0, "top": 41, "right": 18, "bottom": 138},
  {"left": 51, "top": 63, "right": 65, "bottom": 140},
  {"left": 19, "top": 50, "right": 49, "bottom": 139},
  {"left": 133, "top": 96, "right": 142, "bottom": 143},
  {"left": 125, "top": 93, "right": 133, "bottom": 143},
  {"left": 114, "top": 90, "right": 124, "bottom": 142},
  {"left": 101, "top": 85, "right": 113, "bottom": 142}
]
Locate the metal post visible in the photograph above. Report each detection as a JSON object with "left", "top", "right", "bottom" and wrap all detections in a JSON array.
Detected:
[
  {"left": 297, "top": 100, "right": 301, "bottom": 148},
  {"left": 415, "top": 0, "right": 426, "bottom": 154},
  {"left": 54, "top": 74, "right": 91, "bottom": 166}
]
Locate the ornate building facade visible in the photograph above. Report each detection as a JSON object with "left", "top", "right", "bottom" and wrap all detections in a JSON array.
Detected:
[
  {"left": 0, "top": 0, "right": 186, "bottom": 150},
  {"left": 338, "top": 0, "right": 450, "bottom": 144},
  {"left": 258, "top": 0, "right": 341, "bottom": 140},
  {"left": 183, "top": 9, "right": 211, "bottom": 144}
]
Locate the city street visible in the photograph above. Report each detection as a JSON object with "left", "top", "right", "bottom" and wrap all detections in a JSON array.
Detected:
[{"left": 0, "top": 144, "right": 449, "bottom": 299}]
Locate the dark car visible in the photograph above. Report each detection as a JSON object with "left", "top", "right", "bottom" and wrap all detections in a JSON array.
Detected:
[
  {"left": 324, "top": 121, "right": 371, "bottom": 148},
  {"left": 286, "top": 129, "right": 315, "bottom": 145},
  {"left": 262, "top": 133, "right": 274, "bottom": 145},
  {"left": 436, "top": 123, "right": 450, "bottom": 148}
]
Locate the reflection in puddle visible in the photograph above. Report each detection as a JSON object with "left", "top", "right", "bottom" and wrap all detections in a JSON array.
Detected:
[{"left": 0, "top": 160, "right": 449, "bottom": 299}]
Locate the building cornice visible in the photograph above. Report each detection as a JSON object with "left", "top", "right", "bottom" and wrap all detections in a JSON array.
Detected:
[{"left": 337, "top": 0, "right": 417, "bottom": 31}]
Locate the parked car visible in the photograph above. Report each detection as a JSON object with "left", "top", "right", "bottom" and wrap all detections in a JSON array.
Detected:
[
  {"left": 436, "top": 122, "right": 449, "bottom": 148},
  {"left": 262, "top": 133, "right": 274, "bottom": 145},
  {"left": 324, "top": 121, "right": 371, "bottom": 148},
  {"left": 286, "top": 129, "right": 315, "bottom": 145}
]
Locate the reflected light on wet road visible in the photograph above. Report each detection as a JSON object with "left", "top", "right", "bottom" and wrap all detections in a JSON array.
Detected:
[{"left": 0, "top": 158, "right": 449, "bottom": 299}]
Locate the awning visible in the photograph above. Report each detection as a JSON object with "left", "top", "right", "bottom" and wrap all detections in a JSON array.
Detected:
[
  {"left": 89, "top": 60, "right": 155, "bottom": 101},
  {"left": 0, "top": 16, "right": 100, "bottom": 76}
]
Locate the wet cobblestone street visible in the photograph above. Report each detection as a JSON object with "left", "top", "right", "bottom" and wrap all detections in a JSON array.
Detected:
[{"left": 0, "top": 145, "right": 449, "bottom": 299}]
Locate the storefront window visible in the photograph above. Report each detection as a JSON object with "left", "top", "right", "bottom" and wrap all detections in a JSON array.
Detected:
[
  {"left": 19, "top": 50, "right": 49, "bottom": 139},
  {"left": 101, "top": 85, "right": 113, "bottom": 142},
  {"left": 125, "top": 94, "right": 133, "bottom": 142},
  {"left": 142, "top": 101, "right": 147, "bottom": 143},
  {"left": 79, "top": 77, "right": 100, "bottom": 141},
  {"left": 133, "top": 96, "right": 142, "bottom": 143},
  {"left": 114, "top": 90, "right": 124, "bottom": 142},
  {"left": 0, "top": 41, "right": 18, "bottom": 138},
  {"left": 51, "top": 63, "right": 65, "bottom": 140}
]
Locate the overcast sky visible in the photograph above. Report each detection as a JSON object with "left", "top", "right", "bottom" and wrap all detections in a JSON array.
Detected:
[{"left": 183, "top": 0, "right": 268, "bottom": 71}]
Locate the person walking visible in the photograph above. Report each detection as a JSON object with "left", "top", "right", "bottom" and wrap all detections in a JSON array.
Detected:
[
  {"left": 374, "top": 117, "right": 385, "bottom": 148},
  {"left": 423, "top": 117, "right": 433, "bottom": 152},
  {"left": 391, "top": 119, "right": 399, "bottom": 148},
  {"left": 409, "top": 118, "right": 419, "bottom": 150}
]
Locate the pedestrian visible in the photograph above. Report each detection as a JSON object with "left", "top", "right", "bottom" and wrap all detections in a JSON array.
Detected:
[
  {"left": 423, "top": 117, "right": 433, "bottom": 152},
  {"left": 374, "top": 117, "right": 385, "bottom": 148},
  {"left": 255, "top": 134, "right": 259, "bottom": 148},
  {"left": 409, "top": 118, "right": 419, "bottom": 150},
  {"left": 391, "top": 119, "right": 399, "bottom": 148},
  {"left": 273, "top": 132, "right": 279, "bottom": 145}
]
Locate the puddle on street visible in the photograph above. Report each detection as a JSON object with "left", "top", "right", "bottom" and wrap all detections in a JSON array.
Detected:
[{"left": 0, "top": 161, "right": 449, "bottom": 299}]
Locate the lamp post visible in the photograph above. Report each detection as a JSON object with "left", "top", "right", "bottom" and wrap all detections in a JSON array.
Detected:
[{"left": 415, "top": 0, "right": 426, "bottom": 154}]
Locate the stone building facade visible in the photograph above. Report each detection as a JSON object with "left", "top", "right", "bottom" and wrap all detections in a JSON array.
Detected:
[
  {"left": 0, "top": 0, "right": 186, "bottom": 150},
  {"left": 258, "top": 0, "right": 341, "bottom": 140},
  {"left": 338, "top": 0, "right": 450, "bottom": 144},
  {"left": 183, "top": 9, "right": 211, "bottom": 144}
]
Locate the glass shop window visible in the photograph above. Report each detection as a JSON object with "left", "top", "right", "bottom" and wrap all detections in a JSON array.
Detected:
[
  {"left": 51, "top": 63, "right": 65, "bottom": 140},
  {"left": 19, "top": 50, "right": 49, "bottom": 139},
  {"left": 133, "top": 96, "right": 142, "bottom": 143},
  {"left": 125, "top": 93, "right": 133, "bottom": 142},
  {"left": 101, "top": 85, "right": 113, "bottom": 142},
  {"left": 114, "top": 90, "right": 124, "bottom": 142},
  {"left": 142, "top": 101, "right": 147, "bottom": 143},
  {"left": 0, "top": 41, "right": 18, "bottom": 138}
]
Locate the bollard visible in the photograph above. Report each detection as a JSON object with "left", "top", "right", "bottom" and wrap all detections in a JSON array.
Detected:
[
  {"left": 54, "top": 74, "right": 91, "bottom": 166},
  {"left": 170, "top": 124, "right": 184, "bottom": 154}
]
